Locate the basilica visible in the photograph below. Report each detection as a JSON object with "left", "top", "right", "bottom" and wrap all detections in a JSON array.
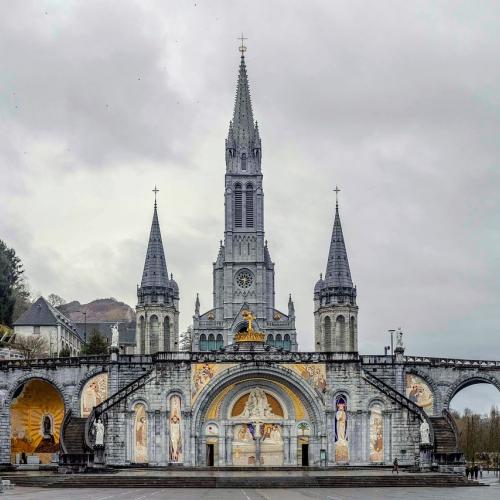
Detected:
[{"left": 3, "top": 47, "right": 499, "bottom": 471}]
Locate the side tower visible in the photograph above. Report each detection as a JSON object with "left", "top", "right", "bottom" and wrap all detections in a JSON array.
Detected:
[
  {"left": 136, "top": 194, "right": 179, "bottom": 353},
  {"left": 314, "top": 193, "right": 358, "bottom": 352},
  {"left": 192, "top": 46, "right": 297, "bottom": 351}
]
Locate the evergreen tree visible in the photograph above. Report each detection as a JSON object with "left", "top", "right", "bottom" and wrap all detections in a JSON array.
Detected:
[
  {"left": 0, "top": 239, "right": 26, "bottom": 327},
  {"left": 81, "top": 328, "right": 109, "bottom": 355},
  {"left": 59, "top": 346, "right": 71, "bottom": 357}
]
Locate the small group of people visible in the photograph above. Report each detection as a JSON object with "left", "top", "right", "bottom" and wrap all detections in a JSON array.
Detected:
[{"left": 466, "top": 464, "right": 483, "bottom": 480}]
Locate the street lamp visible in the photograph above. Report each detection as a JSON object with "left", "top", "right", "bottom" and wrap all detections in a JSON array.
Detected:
[{"left": 388, "top": 329, "right": 395, "bottom": 362}]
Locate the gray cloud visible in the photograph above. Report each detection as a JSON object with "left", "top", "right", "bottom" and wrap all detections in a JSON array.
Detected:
[{"left": 1, "top": 0, "right": 499, "bottom": 413}]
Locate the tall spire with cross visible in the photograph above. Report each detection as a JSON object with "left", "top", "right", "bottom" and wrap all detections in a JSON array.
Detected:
[
  {"left": 324, "top": 187, "right": 353, "bottom": 288},
  {"left": 140, "top": 187, "right": 169, "bottom": 288}
]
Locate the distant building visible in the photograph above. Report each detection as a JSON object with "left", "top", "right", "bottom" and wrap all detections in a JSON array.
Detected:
[{"left": 13, "top": 296, "right": 84, "bottom": 356}]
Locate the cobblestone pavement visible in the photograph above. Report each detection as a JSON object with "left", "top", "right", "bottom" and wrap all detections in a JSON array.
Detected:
[{"left": 2, "top": 481, "right": 500, "bottom": 500}]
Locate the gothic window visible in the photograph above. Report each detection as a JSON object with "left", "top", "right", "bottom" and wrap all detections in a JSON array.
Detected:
[
  {"left": 275, "top": 334, "right": 283, "bottom": 349},
  {"left": 336, "top": 315, "right": 346, "bottom": 351},
  {"left": 139, "top": 316, "right": 145, "bottom": 354},
  {"left": 200, "top": 334, "right": 208, "bottom": 351},
  {"left": 241, "top": 153, "right": 247, "bottom": 170},
  {"left": 283, "top": 334, "right": 291, "bottom": 351},
  {"left": 164, "top": 316, "right": 171, "bottom": 351},
  {"left": 245, "top": 182, "right": 254, "bottom": 228},
  {"left": 149, "top": 315, "right": 159, "bottom": 353},
  {"left": 349, "top": 316, "right": 356, "bottom": 351},
  {"left": 216, "top": 334, "right": 224, "bottom": 350},
  {"left": 324, "top": 316, "right": 332, "bottom": 351},
  {"left": 267, "top": 334, "right": 274, "bottom": 347},
  {"left": 208, "top": 334, "right": 216, "bottom": 351},
  {"left": 234, "top": 183, "right": 243, "bottom": 228}
]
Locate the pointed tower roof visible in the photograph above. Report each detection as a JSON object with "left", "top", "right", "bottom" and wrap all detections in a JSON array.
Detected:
[
  {"left": 230, "top": 53, "right": 255, "bottom": 148},
  {"left": 141, "top": 201, "right": 169, "bottom": 288},
  {"left": 324, "top": 199, "right": 353, "bottom": 288}
]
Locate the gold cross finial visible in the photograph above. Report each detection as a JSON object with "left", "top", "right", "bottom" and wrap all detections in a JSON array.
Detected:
[
  {"left": 152, "top": 185, "right": 159, "bottom": 207},
  {"left": 238, "top": 33, "right": 247, "bottom": 54}
]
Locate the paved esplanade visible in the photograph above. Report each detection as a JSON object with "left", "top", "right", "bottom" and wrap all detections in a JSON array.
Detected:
[{"left": 4, "top": 483, "right": 500, "bottom": 500}]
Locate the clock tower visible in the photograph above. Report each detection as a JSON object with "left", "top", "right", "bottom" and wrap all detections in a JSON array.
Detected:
[{"left": 192, "top": 45, "right": 297, "bottom": 351}]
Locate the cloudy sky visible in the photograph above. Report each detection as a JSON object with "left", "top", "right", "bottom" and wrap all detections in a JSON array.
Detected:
[{"left": 1, "top": 1, "right": 499, "bottom": 412}]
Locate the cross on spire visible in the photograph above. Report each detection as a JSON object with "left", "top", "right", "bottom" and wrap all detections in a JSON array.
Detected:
[
  {"left": 238, "top": 33, "right": 247, "bottom": 55},
  {"left": 334, "top": 185, "right": 341, "bottom": 209},
  {"left": 152, "top": 185, "right": 159, "bottom": 207}
]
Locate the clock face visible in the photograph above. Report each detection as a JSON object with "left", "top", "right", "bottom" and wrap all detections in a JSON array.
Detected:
[{"left": 235, "top": 269, "right": 254, "bottom": 289}]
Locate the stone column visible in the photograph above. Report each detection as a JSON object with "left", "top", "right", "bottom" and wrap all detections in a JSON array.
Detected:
[
  {"left": 255, "top": 436, "right": 261, "bottom": 466},
  {"left": 283, "top": 423, "right": 290, "bottom": 465},
  {"left": 225, "top": 425, "right": 233, "bottom": 465}
]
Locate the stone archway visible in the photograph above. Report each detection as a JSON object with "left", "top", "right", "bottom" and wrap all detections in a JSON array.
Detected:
[
  {"left": 443, "top": 374, "right": 500, "bottom": 410},
  {"left": 9, "top": 378, "right": 65, "bottom": 465},
  {"left": 191, "top": 365, "right": 326, "bottom": 467}
]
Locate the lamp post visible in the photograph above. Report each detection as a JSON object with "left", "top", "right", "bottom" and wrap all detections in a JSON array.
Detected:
[{"left": 388, "top": 329, "right": 395, "bottom": 363}]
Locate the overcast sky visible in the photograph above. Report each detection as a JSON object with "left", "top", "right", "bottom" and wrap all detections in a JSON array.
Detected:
[{"left": 1, "top": 1, "right": 499, "bottom": 413}]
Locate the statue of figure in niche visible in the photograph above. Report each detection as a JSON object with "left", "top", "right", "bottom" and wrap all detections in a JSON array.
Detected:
[
  {"left": 43, "top": 415, "right": 52, "bottom": 438},
  {"left": 35, "top": 415, "right": 57, "bottom": 453},
  {"left": 420, "top": 420, "right": 431, "bottom": 445},
  {"left": 94, "top": 419, "right": 105, "bottom": 447}
]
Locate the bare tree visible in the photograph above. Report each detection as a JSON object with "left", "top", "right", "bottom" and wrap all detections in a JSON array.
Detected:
[
  {"left": 47, "top": 294, "right": 66, "bottom": 307},
  {"left": 14, "top": 335, "right": 49, "bottom": 359}
]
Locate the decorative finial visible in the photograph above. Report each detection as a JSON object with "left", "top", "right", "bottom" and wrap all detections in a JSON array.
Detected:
[
  {"left": 238, "top": 33, "right": 247, "bottom": 55},
  {"left": 152, "top": 185, "right": 159, "bottom": 207},
  {"left": 333, "top": 185, "right": 341, "bottom": 209}
]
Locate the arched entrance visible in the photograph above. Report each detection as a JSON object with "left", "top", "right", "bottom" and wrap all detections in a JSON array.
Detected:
[
  {"left": 10, "top": 379, "right": 65, "bottom": 464},
  {"left": 192, "top": 365, "right": 325, "bottom": 467}
]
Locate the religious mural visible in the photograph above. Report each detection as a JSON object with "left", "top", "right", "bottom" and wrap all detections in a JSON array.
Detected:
[
  {"left": 232, "top": 424, "right": 257, "bottom": 465},
  {"left": 369, "top": 403, "right": 384, "bottom": 462},
  {"left": 283, "top": 364, "right": 327, "bottom": 393},
  {"left": 191, "top": 363, "right": 235, "bottom": 403},
  {"left": 405, "top": 374, "right": 434, "bottom": 415},
  {"left": 133, "top": 404, "right": 147, "bottom": 463},
  {"left": 334, "top": 395, "right": 349, "bottom": 462},
  {"left": 169, "top": 395, "right": 183, "bottom": 463},
  {"left": 10, "top": 379, "right": 64, "bottom": 464},
  {"left": 81, "top": 373, "right": 108, "bottom": 417},
  {"left": 260, "top": 423, "right": 284, "bottom": 465}
]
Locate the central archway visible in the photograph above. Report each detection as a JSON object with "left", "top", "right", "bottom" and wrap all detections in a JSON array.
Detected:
[{"left": 191, "top": 364, "right": 326, "bottom": 467}]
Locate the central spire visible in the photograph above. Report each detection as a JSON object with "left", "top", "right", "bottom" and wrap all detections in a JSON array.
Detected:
[{"left": 232, "top": 51, "right": 255, "bottom": 147}]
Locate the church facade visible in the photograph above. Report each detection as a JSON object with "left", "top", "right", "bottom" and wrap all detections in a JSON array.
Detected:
[{"left": 2, "top": 48, "right": 500, "bottom": 471}]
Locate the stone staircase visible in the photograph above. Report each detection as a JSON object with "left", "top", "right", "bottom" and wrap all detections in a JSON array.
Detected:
[
  {"left": 429, "top": 416, "right": 457, "bottom": 454},
  {"left": 1, "top": 472, "right": 479, "bottom": 488}
]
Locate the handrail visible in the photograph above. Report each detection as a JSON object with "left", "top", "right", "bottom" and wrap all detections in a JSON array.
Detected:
[
  {"left": 362, "top": 368, "right": 434, "bottom": 447},
  {"left": 59, "top": 409, "right": 73, "bottom": 455},
  {"left": 442, "top": 408, "right": 460, "bottom": 452},
  {"left": 85, "top": 367, "right": 156, "bottom": 449}
]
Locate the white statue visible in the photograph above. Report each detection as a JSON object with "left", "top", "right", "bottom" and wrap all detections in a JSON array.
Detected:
[
  {"left": 420, "top": 420, "right": 430, "bottom": 445},
  {"left": 396, "top": 328, "right": 404, "bottom": 349},
  {"left": 111, "top": 323, "right": 119, "bottom": 348},
  {"left": 240, "top": 389, "right": 275, "bottom": 419},
  {"left": 94, "top": 419, "right": 105, "bottom": 447}
]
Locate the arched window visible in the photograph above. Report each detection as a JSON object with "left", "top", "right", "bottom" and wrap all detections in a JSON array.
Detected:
[
  {"left": 139, "top": 316, "right": 146, "bottom": 354},
  {"left": 208, "top": 334, "right": 216, "bottom": 351},
  {"left": 149, "top": 315, "right": 159, "bottom": 353},
  {"left": 336, "top": 315, "right": 346, "bottom": 350},
  {"left": 245, "top": 182, "right": 254, "bottom": 228},
  {"left": 234, "top": 183, "right": 243, "bottom": 228},
  {"left": 216, "top": 334, "right": 224, "bottom": 350},
  {"left": 241, "top": 153, "right": 247, "bottom": 170},
  {"left": 200, "top": 334, "right": 208, "bottom": 351},
  {"left": 267, "top": 334, "right": 274, "bottom": 347},
  {"left": 275, "top": 334, "right": 283, "bottom": 349},
  {"left": 164, "top": 316, "right": 171, "bottom": 351},
  {"left": 324, "top": 316, "right": 332, "bottom": 351},
  {"left": 349, "top": 316, "right": 356, "bottom": 351},
  {"left": 283, "top": 334, "right": 291, "bottom": 351}
]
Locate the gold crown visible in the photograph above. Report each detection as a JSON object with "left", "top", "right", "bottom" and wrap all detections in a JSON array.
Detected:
[{"left": 234, "top": 330, "right": 265, "bottom": 343}]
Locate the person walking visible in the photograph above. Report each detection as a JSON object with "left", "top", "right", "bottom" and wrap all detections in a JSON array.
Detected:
[
  {"left": 392, "top": 457, "right": 399, "bottom": 474},
  {"left": 465, "top": 465, "right": 470, "bottom": 479}
]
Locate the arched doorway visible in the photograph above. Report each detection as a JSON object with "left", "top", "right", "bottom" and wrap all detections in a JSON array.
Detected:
[
  {"left": 191, "top": 365, "right": 325, "bottom": 467},
  {"left": 10, "top": 379, "right": 65, "bottom": 464}
]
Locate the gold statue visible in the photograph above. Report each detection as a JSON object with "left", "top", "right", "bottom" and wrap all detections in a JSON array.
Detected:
[{"left": 235, "top": 310, "right": 265, "bottom": 343}]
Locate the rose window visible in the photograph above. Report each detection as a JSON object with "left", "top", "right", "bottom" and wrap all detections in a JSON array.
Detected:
[{"left": 236, "top": 270, "right": 253, "bottom": 289}]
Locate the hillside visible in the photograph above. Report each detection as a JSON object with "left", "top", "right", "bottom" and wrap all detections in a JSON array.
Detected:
[{"left": 58, "top": 298, "right": 135, "bottom": 322}]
